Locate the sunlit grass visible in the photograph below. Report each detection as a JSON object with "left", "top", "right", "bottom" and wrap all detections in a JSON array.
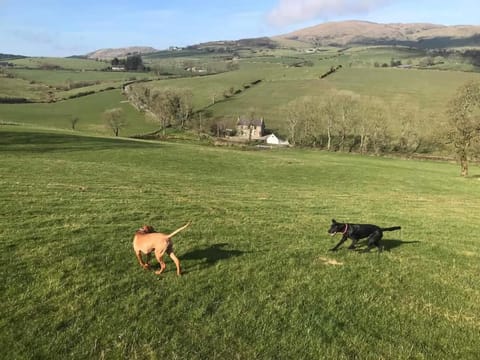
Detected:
[{"left": 1, "top": 126, "right": 479, "bottom": 358}]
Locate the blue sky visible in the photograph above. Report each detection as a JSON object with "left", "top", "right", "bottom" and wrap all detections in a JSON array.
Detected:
[{"left": 0, "top": 0, "right": 478, "bottom": 57}]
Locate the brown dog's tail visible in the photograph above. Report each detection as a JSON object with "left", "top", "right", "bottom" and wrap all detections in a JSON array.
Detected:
[
  {"left": 168, "top": 222, "right": 191, "bottom": 239},
  {"left": 381, "top": 226, "right": 401, "bottom": 232}
]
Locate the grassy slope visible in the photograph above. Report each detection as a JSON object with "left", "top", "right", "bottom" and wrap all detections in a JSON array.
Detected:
[
  {"left": 9, "top": 69, "right": 146, "bottom": 87},
  {"left": 0, "top": 76, "right": 49, "bottom": 99},
  {"left": 0, "top": 90, "right": 157, "bottom": 136},
  {"left": 10, "top": 57, "right": 109, "bottom": 71},
  {"left": 1, "top": 126, "right": 479, "bottom": 359},
  {"left": 204, "top": 63, "right": 480, "bottom": 134}
]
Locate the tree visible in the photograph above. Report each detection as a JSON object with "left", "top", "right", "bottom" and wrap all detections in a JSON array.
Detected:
[
  {"left": 103, "top": 108, "right": 126, "bottom": 136},
  {"left": 333, "top": 92, "right": 359, "bottom": 151},
  {"left": 446, "top": 80, "right": 480, "bottom": 176},
  {"left": 285, "top": 98, "right": 306, "bottom": 146},
  {"left": 177, "top": 89, "right": 193, "bottom": 129},
  {"left": 362, "top": 97, "right": 390, "bottom": 155},
  {"left": 125, "top": 55, "right": 144, "bottom": 71},
  {"left": 148, "top": 89, "right": 177, "bottom": 136},
  {"left": 70, "top": 116, "right": 79, "bottom": 130},
  {"left": 145, "top": 88, "right": 190, "bottom": 135}
]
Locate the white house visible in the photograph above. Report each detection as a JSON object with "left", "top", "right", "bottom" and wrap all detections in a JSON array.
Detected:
[{"left": 265, "top": 133, "right": 290, "bottom": 146}]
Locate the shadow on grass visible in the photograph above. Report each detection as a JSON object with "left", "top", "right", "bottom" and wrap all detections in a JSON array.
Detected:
[
  {"left": 352, "top": 238, "right": 420, "bottom": 252},
  {"left": 0, "top": 130, "right": 157, "bottom": 153},
  {"left": 182, "top": 243, "right": 245, "bottom": 270},
  {"left": 383, "top": 239, "right": 420, "bottom": 251}
]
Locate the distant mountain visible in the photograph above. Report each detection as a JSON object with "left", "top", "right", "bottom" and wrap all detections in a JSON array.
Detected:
[
  {"left": 86, "top": 46, "right": 158, "bottom": 60},
  {"left": 0, "top": 53, "right": 26, "bottom": 60},
  {"left": 273, "top": 20, "right": 480, "bottom": 48},
  {"left": 54, "top": 21, "right": 480, "bottom": 60}
]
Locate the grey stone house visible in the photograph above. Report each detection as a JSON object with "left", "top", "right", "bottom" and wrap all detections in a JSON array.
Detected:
[{"left": 236, "top": 117, "right": 265, "bottom": 139}]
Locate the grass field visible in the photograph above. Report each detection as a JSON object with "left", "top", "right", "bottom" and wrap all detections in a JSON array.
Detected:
[
  {"left": 0, "top": 90, "right": 157, "bottom": 136},
  {"left": 10, "top": 57, "right": 110, "bottom": 71},
  {"left": 1, "top": 125, "right": 479, "bottom": 359}
]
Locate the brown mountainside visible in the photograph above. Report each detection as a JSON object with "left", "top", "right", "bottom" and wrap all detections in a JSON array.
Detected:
[
  {"left": 86, "top": 46, "right": 157, "bottom": 60},
  {"left": 274, "top": 20, "right": 480, "bottom": 47}
]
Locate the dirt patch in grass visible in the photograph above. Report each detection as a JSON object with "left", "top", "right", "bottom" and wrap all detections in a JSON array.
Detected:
[{"left": 318, "top": 256, "right": 343, "bottom": 266}]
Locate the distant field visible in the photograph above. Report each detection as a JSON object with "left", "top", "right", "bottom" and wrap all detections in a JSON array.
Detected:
[
  {"left": 167, "top": 60, "right": 480, "bottom": 134},
  {"left": 10, "top": 57, "right": 110, "bottom": 70},
  {"left": 1, "top": 126, "right": 479, "bottom": 359},
  {"left": 0, "top": 75, "right": 49, "bottom": 100},
  {"left": 0, "top": 90, "right": 156, "bottom": 135},
  {"left": 3, "top": 56, "right": 479, "bottom": 139},
  {"left": 9, "top": 69, "right": 146, "bottom": 86}
]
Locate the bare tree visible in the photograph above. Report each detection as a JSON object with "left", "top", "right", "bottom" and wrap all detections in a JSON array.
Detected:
[
  {"left": 357, "top": 97, "right": 389, "bottom": 154},
  {"left": 177, "top": 89, "right": 193, "bottom": 129},
  {"left": 145, "top": 88, "right": 194, "bottom": 136},
  {"left": 334, "top": 92, "right": 360, "bottom": 151},
  {"left": 446, "top": 80, "right": 480, "bottom": 176},
  {"left": 285, "top": 99, "right": 307, "bottom": 145},
  {"left": 70, "top": 116, "right": 79, "bottom": 130},
  {"left": 103, "top": 108, "right": 126, "bottom": 136},
  {"left": 320, "top": 95, "right": 338, "bottom": 151},
  {"left": 148, "top": 89, "right": 178, "bottom": 136}
]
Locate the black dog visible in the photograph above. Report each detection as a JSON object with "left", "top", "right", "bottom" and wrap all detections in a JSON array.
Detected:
[{"left": 328, "top": 219, "right": 401, "bottom": 252}]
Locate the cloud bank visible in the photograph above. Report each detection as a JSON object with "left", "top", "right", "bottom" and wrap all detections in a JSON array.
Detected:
[{"left": 267, "top": 0, "right": 390, "bottom": 26}]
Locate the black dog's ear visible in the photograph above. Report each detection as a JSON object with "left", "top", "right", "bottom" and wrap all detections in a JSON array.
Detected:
[{"left": 332, "top": 219, "right": 337, "bottom": 223}]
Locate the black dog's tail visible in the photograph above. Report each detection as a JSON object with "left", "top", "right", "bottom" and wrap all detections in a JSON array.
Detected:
[{"left": 381, "top": 226, "right": 401, "bottom": 232}]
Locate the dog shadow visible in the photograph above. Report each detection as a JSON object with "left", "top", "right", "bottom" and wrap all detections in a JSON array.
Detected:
[
  {"left": 352, "top": 238, "right": 420, "bottom": 252},
  {"left": 382, "top": 239, "right": 420, "bottom": 251},
  {"left": 182, "top": 243, "right": 245, "bottom": 271}
]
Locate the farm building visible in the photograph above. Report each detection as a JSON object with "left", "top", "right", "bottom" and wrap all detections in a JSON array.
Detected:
[
  {"left": 236, "top": 117, "right": 265, "bottom": 139},
  {"left": 265, "top": 133, "right": 290, "bottom": 146}
]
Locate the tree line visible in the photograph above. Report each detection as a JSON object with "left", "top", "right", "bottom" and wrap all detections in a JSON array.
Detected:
[
  {"left": 111, "top": 55, "right": 149, "bottom": 71},
  {"left": 125, "top": 84, "right": 192, "bottom": 136},
  {"left": 283, "top": 90, "right": 433, "bottom": 155}
]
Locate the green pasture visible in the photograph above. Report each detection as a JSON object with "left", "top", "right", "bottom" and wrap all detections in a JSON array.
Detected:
[
  {"left": 9, "top": 69, "right": 149, "bottom": 87},
  {"left": 3, "top": 58, "right": 479, "bottom": 139},
  {"left": 0, "top": 75, "right": 49, "bottom": 100},
  {"left": 0, "top": 90, "right": 156, "bottom": 135},
  {"left": 1, "top": 126, "right": 479, "bottom": 359},
  {"left": 10, "top": 57, "right": 109, "bottom": 71},
  {"left": 1, "top": 69, "right": 157, "bottom": 102},
  {"left": 180, "top": 62, "right": 480, "bottom": 134}
]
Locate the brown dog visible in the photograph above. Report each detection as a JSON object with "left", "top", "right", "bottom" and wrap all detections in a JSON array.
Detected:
[{"left": 133, "top": 222, "right": 190, "bottom": 276}]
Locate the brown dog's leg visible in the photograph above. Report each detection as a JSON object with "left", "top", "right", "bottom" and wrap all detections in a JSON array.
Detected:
[
  {"left": 169, "top": 252, "right": 182, "bottom": 276},
  {"left": 154, "top": 249, "right": 166, "bottom": 275},
  {"left": 145, "top": 252, "right": 152, "bottom": 268},
  {"left": 135, "top": 251, "right": 150, "bottom": 269},
  {"left": 155, "top": 261, "right": 166, "bottom": 275}
]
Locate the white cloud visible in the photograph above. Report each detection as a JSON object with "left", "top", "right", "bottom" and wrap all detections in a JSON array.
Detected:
[{"left": 267, "top": 0, "right": 391, "bottom": 26}]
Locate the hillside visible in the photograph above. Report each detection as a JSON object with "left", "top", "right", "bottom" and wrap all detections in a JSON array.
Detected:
[
  {"left": 86, "top": 46, "right": 158, "bottom": 60},
  {"left": 274, "top": 20, "right": 480, "bottom": 48},
  {"left": 82, "top": 21, "right": 480, "bottom": 60}
]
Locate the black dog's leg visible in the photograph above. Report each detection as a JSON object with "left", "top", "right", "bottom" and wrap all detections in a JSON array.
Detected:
[
  {"left": 365, "top": 231, "right": 383, "bottom": 252},
  {"left": 347, "top": 237, "right": 358, "bottom": 250},
  {"left": 330, "top": 235, "right": 348, "bottom": 251}
]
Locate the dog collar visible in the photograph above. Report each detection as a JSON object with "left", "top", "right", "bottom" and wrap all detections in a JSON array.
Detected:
[{"left": 341, "top": 224, "right": 349, "bottom": 235}]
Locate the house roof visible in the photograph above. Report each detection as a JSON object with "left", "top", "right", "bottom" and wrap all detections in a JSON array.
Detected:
[{"left": 236, "top": 117, "right": 264, "bottom": 126}]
